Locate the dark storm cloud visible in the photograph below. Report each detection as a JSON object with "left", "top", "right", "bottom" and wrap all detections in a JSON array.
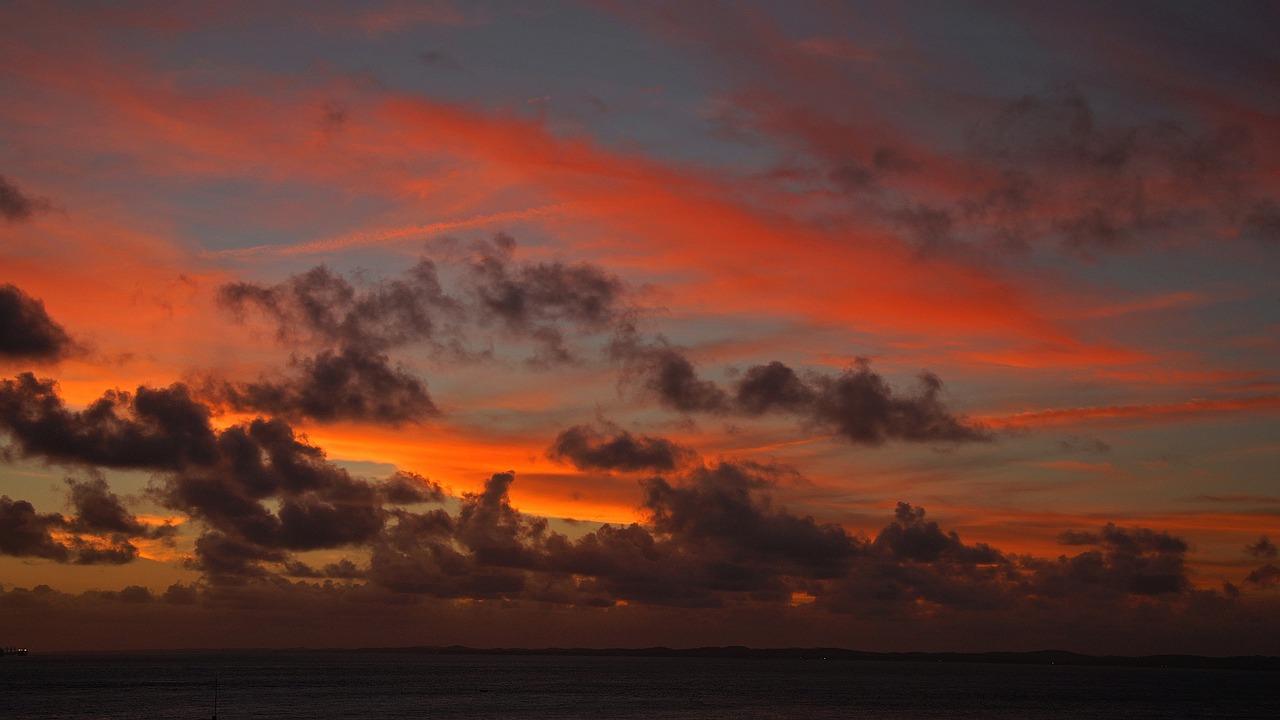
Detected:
[
  {"left": 547, "top": 424, "right": 695, "bottom": 472},
  {"left": 0, "top": 175, "right": 52, "bottom": 222},
  {"left": 0, "top": 373, "right": 218, "bottom": 469},
  {"left": 69, "top": 539, "right": 139, "bottom": 566},
  {"left": 0, "top": 285, "right": 74, "bottom": 361},
  {"left": 208, "top": 347, "right": 438, "bottom": 424}
]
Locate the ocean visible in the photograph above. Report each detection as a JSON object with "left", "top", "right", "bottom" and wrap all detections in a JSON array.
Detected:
[{"left": 1, "top": 650, "right": 1274, "bottom": 719}]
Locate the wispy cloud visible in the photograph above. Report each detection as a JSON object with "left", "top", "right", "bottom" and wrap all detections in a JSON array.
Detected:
[{"left": 202, "top": 204, "right": 571, "bottom": 259}]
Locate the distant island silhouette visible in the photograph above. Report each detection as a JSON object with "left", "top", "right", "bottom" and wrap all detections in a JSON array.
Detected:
[{"left": 60, "top": 646, "right": 1280, "bottom": 672}]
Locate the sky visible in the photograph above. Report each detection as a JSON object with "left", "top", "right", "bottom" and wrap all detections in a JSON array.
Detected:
[{"left": 1, "top": 0, "right": 1278, "bottom": 655}]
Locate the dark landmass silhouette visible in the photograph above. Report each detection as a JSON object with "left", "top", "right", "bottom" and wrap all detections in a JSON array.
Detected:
[{"left": 49, "top": 646, "right": 1280, "bottom": 671}]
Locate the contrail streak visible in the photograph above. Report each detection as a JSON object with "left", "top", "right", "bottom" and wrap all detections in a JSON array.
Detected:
[{"left": 202, "top": 203, "right": 568, "bottom": 259}]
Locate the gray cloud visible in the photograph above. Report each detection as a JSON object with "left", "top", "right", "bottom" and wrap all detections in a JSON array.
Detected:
[
  {"left": 207, "top": 346, "right": 437, "bottom": 425},
  {"left": 1247, "top": 535, "right": 1278, "bottom": 559},
  {"left": 1, "top": 376, "right": 1256, "bottom": 619},
  {"left": 0, "top": 474, "right": 171, "bottom": 565},
  {"left": 1033, "top": 523, "right": 1191, "bottom": 597},
  {"left": 219, "top": 259, "right": 460, "bottom": 353},
  {"left": 0, "top": 285, "right": 74, "bottom": 362},
  {"left": 611, "top": 342, "right": 988, "bottom": 445},
  {"left": 214, "top": 240, "right": 635, "bottom": 422},
  {"left": 547, "top": 424, "right": 695, "bottom": 472},
  {"left": 468, "top": 235, "right": 631, "bottom": 366},
  {"left": 622, "top": 342, "right": 730, "bottom": 413},
  {"left": 0, "top": 175, "right": 52, "bottom": 222},
  {"left": 0, "top": 495, "right": 69, "bottom": 561},
  {"left": 0, "top": 373, "right": 218, "bottom": 470},
  {"left": 1244, "top": 564, "right": 1280, "bottom": 588}
]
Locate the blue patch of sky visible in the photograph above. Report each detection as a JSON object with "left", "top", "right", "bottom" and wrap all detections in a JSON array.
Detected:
[{"left": 145, "top": 3, "right": 771, "bottom": 174}]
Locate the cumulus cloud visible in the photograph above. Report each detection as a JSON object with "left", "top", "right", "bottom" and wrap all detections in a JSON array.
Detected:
[
  {"left": 640, "top": 463, "right": 859, "bottom": 593},
  {"left": 1246, "top": 535, "right": 1277, "bottom": 559},
  {"left": 214, "top": 261, "right": 451, "bottom": 424},
  {"left": 1, "top": 475, "right": 171, "bottom": 565},
  {"left": 367, "top": 462, "right": 863, "bottom": 607},
  {"left": 380, "top": 470, "right": 446, "bottom": 505},
  {"left": 152, "top": 417, "right": 394, "bottom": 581},
  {"left": 0, "top": 375, "right": 437, "bottom": 580},
  {"left": 219, "top": 259, "right": 460, "bottom": 352},
  {"left": 802, "top": 362, "right": 989, "bottom": 444},
  {"left": 823, "top": 502, "right": 1015, "bottom": 614},
  {"left": 1244, "top": 564, "right": 1280, "bottom": 589},
  {"left": 212, "top": 240, "right": 635, "bottom": 421},
  {"left": 0, "top": 376, "right": 1248, "bottom": 620},
  {"left": 0, "top": 374, "right": 218, "bottom": 469},
  {"left": 220, "top": 238, "right": 632, "bottom": 367},
  {"left": 469, "top": 235, "right": 631, "bottom": 366},
  {"left": 610, "top": 341, "right": 988, "bottom": 445},
  {"left": 0, "top": 285, "right": 74, "bottom": 362},
  {"left": 207, "top": 346, "right": 437, "bottom": 424},
  {"left": 612, "top": 336, "right": 729, "bottom": 413},
  {"left": 65, "top": 475, "right": 174, "bottom": 540},
  {"left": 0, "top": 496, "right": 70, "bottom": 561},
  {"left": 1033, "top": 523, "right": 1191, "bottom": 597},
  {"left": 547, "top": 424, "right": 695, "bottom": 472}
]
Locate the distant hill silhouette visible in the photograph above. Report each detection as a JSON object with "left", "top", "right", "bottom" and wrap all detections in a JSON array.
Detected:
[{"left": 344, "top": 646, "right": 1280, "bottom": 672}]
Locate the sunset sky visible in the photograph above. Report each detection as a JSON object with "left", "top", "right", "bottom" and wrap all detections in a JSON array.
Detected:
[{"left": 2, "top": 0, "right": 1278, "bottom": 654}]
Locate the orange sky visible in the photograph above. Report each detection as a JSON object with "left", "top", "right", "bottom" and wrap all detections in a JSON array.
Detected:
[{"left": 1, "top": 1, "right": 1277, "bottom": 654}]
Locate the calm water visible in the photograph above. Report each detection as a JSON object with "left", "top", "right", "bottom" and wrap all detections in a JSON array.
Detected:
[{"left": 0, "top": 651, "right": 1274, "bottom": 719}]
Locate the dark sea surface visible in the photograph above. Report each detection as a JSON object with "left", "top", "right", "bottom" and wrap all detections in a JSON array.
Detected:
[{"left": 1, "top": 650, "right": 1275, "bottom": 719}]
